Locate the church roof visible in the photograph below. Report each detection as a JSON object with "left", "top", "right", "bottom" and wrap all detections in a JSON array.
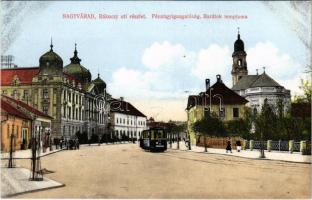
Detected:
[
  {"left": 232, "top": 75, "right": 259, "bottom": 90},
  {"left": 251, "top": 72, "right": 281, "bottom": 87},
  {"left": 232, "top": 72, "right": 282, "bottom": 90}
]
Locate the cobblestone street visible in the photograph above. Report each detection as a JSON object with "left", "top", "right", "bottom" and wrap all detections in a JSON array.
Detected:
[{"left": 8, "top": 143, "right": 311, "bottom": 199}]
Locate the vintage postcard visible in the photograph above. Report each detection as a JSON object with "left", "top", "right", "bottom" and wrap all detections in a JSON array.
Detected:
[{"left": 0, "top": 1, "right": 311, "bottom": 199}]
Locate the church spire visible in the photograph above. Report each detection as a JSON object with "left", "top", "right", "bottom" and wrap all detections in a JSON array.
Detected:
[{"left": 237, "top": 27, "right": 240, "bottom": 39}]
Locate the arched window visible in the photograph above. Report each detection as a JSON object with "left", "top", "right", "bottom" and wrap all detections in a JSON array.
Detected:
[{"left": 238, "top": 59, "right": 242, "bottom": 66}]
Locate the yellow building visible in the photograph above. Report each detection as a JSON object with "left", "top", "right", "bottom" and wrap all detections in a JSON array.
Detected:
[{"left": 186, "top": 75, "right": 248, "bottom": 144}]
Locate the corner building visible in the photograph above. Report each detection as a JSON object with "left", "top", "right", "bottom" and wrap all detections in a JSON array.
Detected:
[{"left": 0, "top": 42, "right": 109, "bottom": 140}]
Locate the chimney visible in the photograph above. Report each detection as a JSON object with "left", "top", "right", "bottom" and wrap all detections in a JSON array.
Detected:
[
  {"left": 216, "top": 74, "right": 222, "bottom": 83},
  {"left": 205, "top": 79, "right": 210, "bottom": 91}
]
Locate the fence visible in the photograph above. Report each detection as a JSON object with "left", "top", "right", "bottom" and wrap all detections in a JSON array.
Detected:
[{"left": 195, "top": 136, "right": 311, "bottom": 155}]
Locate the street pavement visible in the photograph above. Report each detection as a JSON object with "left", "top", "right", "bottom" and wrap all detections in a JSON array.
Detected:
[
  {"left": 170, "top": 141, "right": 312, "bottom": 163},
  {"left": 1, "top": 167, "right": 64, "bottom": 198},
  {"left": 10, "top": 143, "right": 311, "bottom": 199}
]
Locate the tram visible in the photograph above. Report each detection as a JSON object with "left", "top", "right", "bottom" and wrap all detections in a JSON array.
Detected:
[{"left": 139, "top": 127, "right": 167, "bottom": 152}]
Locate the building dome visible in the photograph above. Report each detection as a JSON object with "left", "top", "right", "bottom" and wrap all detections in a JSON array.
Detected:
[
  {"left": 39, "top": 42, "right": 63, "bottom": 74},
  {"left": 63, "top": 44, "right": 92, "bottom": 84},
  {"left": 92, "top": 74, "right": 106, "bottom": 94},
  {"left": 234, "top": 33, "right": 245, "bottom": 52}
]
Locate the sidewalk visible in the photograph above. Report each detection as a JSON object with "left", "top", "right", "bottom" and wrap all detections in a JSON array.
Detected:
[
  {"left": 1, "top": 146, "right": 63, "bottom": 159},
  {"left": 1, "top": 167, "right": 64, "bottom": 198},
  {"left": 169, "top": 141, "right": 311, "bottom": 163}
]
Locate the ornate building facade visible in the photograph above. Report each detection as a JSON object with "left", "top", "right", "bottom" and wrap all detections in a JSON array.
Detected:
[
  {"left": 231, "top": 31, "right": 291, "bottom": 112},
  {"left": 0, "top": 42, "right": 109, "bottom": 140}
]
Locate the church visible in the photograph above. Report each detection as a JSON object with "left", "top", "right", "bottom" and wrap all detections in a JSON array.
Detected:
[{"left": 231, "top": 30, "right": 291, "bottom": 113}]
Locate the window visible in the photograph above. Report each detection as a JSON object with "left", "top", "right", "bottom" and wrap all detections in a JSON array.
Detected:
[
  {"left": 117, "top": 118, "right": 119, "bottom": 124},
  {"left": 23, "top": 90, "right": 28, "bottom": 99},
  {"left": 43, "top": 106, "right": 49, "bottom": 114},
  {"left": 68, "top": 92, "right": 71, "bottom": 102},
  {"left": 233, "top": 108, "right": 239, "bottom": 118},
  {"left": 63, "top": 106, "right": 66, "bottom": 118},
  {"left": 238, "top": 59, "right": 242, "bottom": 66},
  {"left": 2, "top": 90, "right": 7, "bottom": 95},
  {"left": 68, "top": 107, "right": 71, "bottom": 119},
  {"left": 43, "top": 88, "right": 49, "bottom": 99},
  {"left": 12, "top": 90, "right": 18, "bottom": 99},
  {"left": 123, "top": 119, "right": 125, "bottom": 124}
]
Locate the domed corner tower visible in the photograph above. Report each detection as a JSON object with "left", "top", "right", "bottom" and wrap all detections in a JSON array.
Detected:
[
  {"left": 231, "top": 28, "right": 248, "bottom": 86},
  {"left": 92, "top": 73, "right": 106, "bottom": 95},
  {"left": 63, "top": 43, "right": 92, "bottom": 86},
  {"left": 39, "top": 40, "right": 63, "bottom": 76}
]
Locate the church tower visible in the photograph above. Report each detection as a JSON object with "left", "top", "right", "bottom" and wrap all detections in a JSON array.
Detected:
[{"left": 231, "top": 28, "right": 248, "bottom": 86}]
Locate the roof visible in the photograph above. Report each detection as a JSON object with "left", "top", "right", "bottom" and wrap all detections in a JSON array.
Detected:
[
  {"left": 1, "top": 99, "right": 32, "bottom": 120},
  {"left": 187, "top": 79, "right": 248, "bottom": 110},
  {"left": 1, "top": 95, "right": 53, "bottom": 119},
  {"left": 109, "top": 98, "right": 146, "bottom": 117},
  {"left": 1, "top": 67, "right": 39, "bottom": 86},
  {"left": 232, "top": 73, "right": 282, "bottom": 90},
  {"left": 232, "top": 75, "right": 259, "bottom": 90},
  {"left": 251, "top": 72, "right": 281, "bottom": 87},
  {"left": 1, "top": 67, "right": 81, "bottom": 87}
]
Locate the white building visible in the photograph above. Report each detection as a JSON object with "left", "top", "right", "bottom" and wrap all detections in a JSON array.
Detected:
[
  {"left": 109, "top": 98, "right": 147, "bottom": 140},
  {"left": 231, "top": 30, "right": 291, "bottom": 112}
]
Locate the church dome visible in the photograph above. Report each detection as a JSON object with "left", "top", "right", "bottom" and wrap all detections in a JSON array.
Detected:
[
  {"left": 234, "top": 33, "right": 245, "bottom": 52},
  {"left": 63, "top": 44, "right": 92, "bottom": 84},
  {"left": 92, "top": 74, "right": 106, "bottom": 94},
  {"left": 39, "top": 42, "right": 63, "bottom": 70}
]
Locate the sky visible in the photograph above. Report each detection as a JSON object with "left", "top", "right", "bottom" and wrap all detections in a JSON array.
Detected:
[{"left": 2, "top": 1, "right": 311, "bottom": 121}]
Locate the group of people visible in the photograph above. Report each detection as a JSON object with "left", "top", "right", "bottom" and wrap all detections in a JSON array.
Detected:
[
  {"left": 226, "top": 139, "right": 241, "bottom": 153},
  {"left": 59, "top": 137, "right": 80, "bottom": 150}
]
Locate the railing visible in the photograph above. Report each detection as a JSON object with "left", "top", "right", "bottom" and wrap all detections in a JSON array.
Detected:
[
  {"left": 246, "top": 140, "right": 305, "bottom": 153},
  {"left": 271, "top": 141, "right": 289, "bottom": 151},
  {"left": 254, "top": 141, "right": 267, "bottom": 150}
]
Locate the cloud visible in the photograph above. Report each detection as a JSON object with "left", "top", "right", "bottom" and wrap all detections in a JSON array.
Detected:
[
  {"left": 247, "top": 41, "right": 301, "bottom": 80},
  {"left": 192, "top": 44, "right": 232, "bottom": 83},
  {"left": 141, "top": 41, "right": 196, "bottom": 70}
]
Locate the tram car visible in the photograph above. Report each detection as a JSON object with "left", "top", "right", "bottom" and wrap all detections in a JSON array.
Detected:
[{"left": 139, "top": 128, "right": 167, "bottom": 152}]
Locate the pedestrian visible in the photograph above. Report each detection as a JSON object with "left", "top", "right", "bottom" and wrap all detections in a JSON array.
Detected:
[
  {"left": 236, "top": 140, "right": 242, "bottom": 152},
  {"left": 226, "top": 139, "right": 232, "bottom": 153}
]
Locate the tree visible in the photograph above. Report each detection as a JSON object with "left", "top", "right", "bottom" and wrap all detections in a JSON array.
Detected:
[
  {"left": 192, "top": 113, "right": 226, "bottom": 152},
  {"left": 294, "top": 78, "right": 311, "bottom": 103},
  {"left": 254, "top": 99, "right": 278, "bottom": 158}
]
